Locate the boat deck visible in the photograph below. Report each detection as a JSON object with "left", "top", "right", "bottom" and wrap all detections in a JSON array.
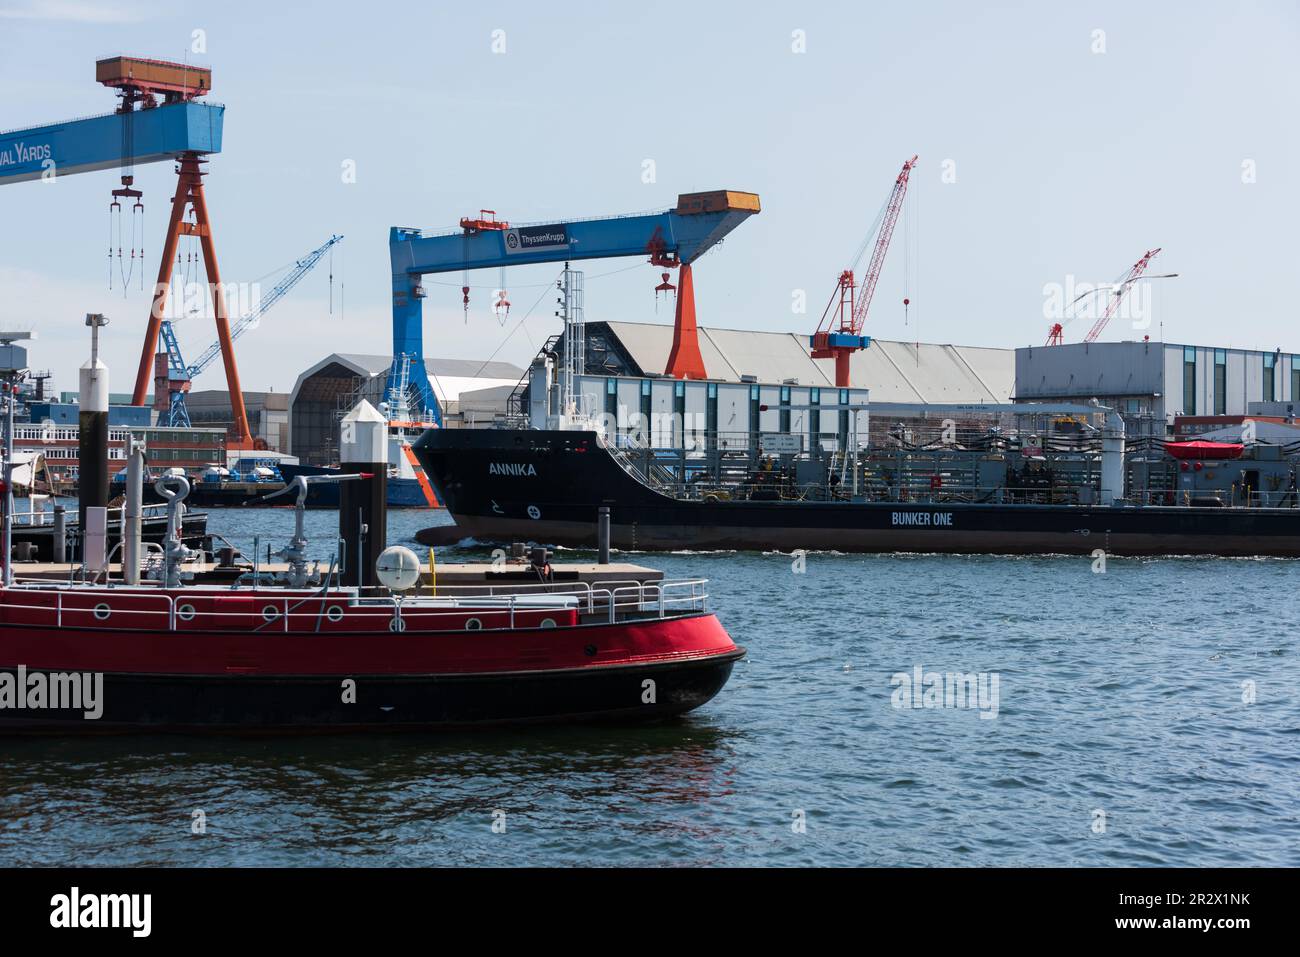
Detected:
[{"left": 9, "top": 560, "right": 664, "bottom": 589}]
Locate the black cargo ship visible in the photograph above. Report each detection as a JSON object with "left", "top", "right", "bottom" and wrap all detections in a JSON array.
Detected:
[{"left": 413, "top": 429, "right": 1300, "bottom": 557}]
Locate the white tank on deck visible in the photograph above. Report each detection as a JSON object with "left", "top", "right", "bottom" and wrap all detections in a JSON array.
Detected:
[{"left": 1099, "top": 404, "right": 1127, "bottom": 505}]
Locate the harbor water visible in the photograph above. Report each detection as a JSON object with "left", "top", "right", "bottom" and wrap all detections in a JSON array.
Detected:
[{"left": 2, "top": 508, "right": 1297, "bottom": 866}]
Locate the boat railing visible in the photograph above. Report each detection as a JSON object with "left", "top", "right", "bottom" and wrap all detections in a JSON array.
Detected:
[
  {"left": 8, "top": 501, "right": 178, "bottom": 525},
  {"left": 618, "top": 477, "right": 1300, "bottom": 509},
  {"left": 0, "top": 578, "right": 710, "bottom": 633}
]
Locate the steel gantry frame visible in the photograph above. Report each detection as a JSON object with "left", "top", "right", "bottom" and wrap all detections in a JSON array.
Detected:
[{"left": 388, "top": 190, "right": 760, "bottom": 424}]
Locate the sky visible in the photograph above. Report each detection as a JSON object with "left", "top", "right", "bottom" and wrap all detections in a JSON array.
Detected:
[{"left": 0, "top": 0, "right": 1297, "bottom": 398}]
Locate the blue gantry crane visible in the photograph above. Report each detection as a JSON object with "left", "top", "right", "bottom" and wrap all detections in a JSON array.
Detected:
[
  {"left": 155, "top": 235, "right": 344, "bottom": 427},
  {"left": 389, "top": 190, "right": 760, "bottom": 424},
  {"left": 0, "top": 56, "right": 270, "bottom": 447}
]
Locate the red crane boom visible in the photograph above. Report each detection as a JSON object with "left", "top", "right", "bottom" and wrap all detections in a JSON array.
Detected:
[
  {"left": 1083, "top": 247, "right": 1162, "bottom": 343},
  {"left": 812, "top": 155, "right": 917, "bottom": 387}
]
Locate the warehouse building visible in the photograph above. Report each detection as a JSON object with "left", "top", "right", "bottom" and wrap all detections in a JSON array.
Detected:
[
  {"left": 1015, "top": 340, "right": 1300, "bottom": 436},
  {"left": 184, "top": 390, "right": 290, "bottom": 452},
  {"left": 563, "top": 320, "right": 1013, "bottom": 403},
  {"left": 522, "top": 320, "right": 1016, "bottom": 447}
]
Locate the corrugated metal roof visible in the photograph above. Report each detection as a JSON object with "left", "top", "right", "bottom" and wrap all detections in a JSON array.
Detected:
[
  {"left": 704, "top": 327, "right": 833, "bottom": 386},
  {"left": 599, "top": 321, "right": 1012, "bottom": 402},
  {"left": 851, "top": 341, "right": 1012, "bottom": 403},
  {"left": 602, "top": 321, "right": 832, "bottom": 386}
]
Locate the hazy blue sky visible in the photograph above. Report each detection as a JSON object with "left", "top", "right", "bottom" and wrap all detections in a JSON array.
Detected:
[{"left": 1, "top": 0, "right": 1296, "bottom": 394}]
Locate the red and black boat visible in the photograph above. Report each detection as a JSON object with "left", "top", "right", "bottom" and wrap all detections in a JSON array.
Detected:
[
  {"left": 0, "top": 472, "right": 741, "bottom": 733},
  {"left": 0, "top": 578, "right": 742, "bottom": 732}
]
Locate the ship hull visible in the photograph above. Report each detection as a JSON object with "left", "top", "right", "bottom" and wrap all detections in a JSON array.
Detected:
[
  {"left": 0, "top": 601, "right": 741, "bottom": 732},
  {"left": 413, "top": 429, "right": 1300, "bottom": 557},
  {"left": 0, "top": 656, "right": 739, "bottom": 732}
]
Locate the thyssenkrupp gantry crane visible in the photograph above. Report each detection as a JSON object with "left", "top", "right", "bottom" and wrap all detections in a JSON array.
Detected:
[{"left": 389, "top": 191, "right": 761, "bottom": 423}]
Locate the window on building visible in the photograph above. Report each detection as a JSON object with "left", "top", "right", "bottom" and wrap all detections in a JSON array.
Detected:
[
  {"left": 672, "top": 380, "right": 686, "bottom": 447},
  {"left": 1263, "top": 352, "right": 1276, "bottom": 403},
  {"left": 809, "top": 387, "right": 821, "bottom": 436},
  {"left": 779, "top": 386, "right": 791, "bottom": 434},
  {"left": 705, "top": 382, "right": 718, "bottom": 450},
  {"left": 1214, "top": 349, "right": 1227, "bottom": 415},
  {"left": 1292, "top": 358, "right": 1300, "bottom": 403},
  {"left": 1182, "top": 346, "right": 1197, "bottom": 415}
]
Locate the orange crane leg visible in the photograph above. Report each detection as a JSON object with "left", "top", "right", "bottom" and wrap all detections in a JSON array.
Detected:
[
  {"left": 130, "top": 153, "right": 253, "bottom": 448},
  {"left": 188, "top": 165, "right": 252, "bottom": 448},
  {"left": 664, "top": 263, "right": 707, "bottom": 380},
  {"left": 131, "top": 163, "right": 192, "bottom": 406}
]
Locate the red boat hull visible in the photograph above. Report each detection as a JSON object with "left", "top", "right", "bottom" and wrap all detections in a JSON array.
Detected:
[{"left": 0, "top": 590, "right": 743, "bottom": 732}]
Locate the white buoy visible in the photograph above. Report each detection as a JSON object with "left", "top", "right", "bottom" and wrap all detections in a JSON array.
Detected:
[{"left": 375, "top": 545, "right": 420, "bottom": 591}]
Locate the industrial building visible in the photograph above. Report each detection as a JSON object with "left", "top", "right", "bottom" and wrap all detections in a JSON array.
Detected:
[
  {"left": 288, "top": 354, "right": 524, "bottom": 465},
  {"left": 10, "top": 423, "right": 226, "bottom": 488},
  {"left": 183, "top": 390, "right": 290, "bottom": 452},
  {"left": 5, "top": 332, "right": 231, "bottom": 486},
  {"left": 563, "top": 320, "right": 1013, "bottom": 402},
  {"left": 1015, "top": 340, "right": 1300, "bottom": 435},
  {"left": 522, "top": 320, "right": 1015, "bottom": 447}
]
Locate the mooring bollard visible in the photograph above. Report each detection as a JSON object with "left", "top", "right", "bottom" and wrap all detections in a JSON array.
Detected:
[
  {"left": 338, "top": 400, "right": 388, "bottom": 589},
  {"left": 53, "top": 505, "right": 66, "bottom": 564},
  {"left": 78, "top": 314, "right": 110, "bottom": 551},
  {"left": 598, "top": 506, "right": 611, "bottom": 565}
]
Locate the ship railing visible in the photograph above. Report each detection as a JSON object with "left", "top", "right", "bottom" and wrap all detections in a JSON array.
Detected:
[
  {"left": 595, "top": 579, "right": 709, "bottom": 623},
  {"left": 617, "top": 477, "right": 1300, "bottom": 509},
  {"left": 0, "top": 578, "right": 710, "bottom": 632}
]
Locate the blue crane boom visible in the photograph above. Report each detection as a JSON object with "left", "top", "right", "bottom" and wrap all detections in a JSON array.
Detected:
[
  {"left": 157, "top": 235, "right": 343, "bottom": 427},
  {"left": 389, "top": 190, "right": 760, "bottom": 423},
  {"left": 0, "top": 100, "right": 222, "bottom": 185},
  {"left": 186, "top": 234, "right": 343, "bottom": 376}
]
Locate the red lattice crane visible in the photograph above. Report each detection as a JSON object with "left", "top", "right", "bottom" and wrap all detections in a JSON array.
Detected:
[
  {"left": 1083, "top": 247, "right": 1163, "bottom": 343},
  {"left": 812, "top": 154, "right": 917, "bottom": 387},
  {"left": 1046, "top": 248, "right": 1174, "bottom": 345}
]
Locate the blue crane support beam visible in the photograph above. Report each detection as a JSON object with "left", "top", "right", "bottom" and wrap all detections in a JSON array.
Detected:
[
  {"left": 389, "top": 190, "right": 759, "bottom": 422},
  {"left": 0, "top": 100, "right": 223, "bottom": 185}
]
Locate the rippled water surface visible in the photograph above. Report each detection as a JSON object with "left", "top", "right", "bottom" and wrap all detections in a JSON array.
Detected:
[{"left": 2, "top": 509, "right": 1297, "bottom": 866}]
